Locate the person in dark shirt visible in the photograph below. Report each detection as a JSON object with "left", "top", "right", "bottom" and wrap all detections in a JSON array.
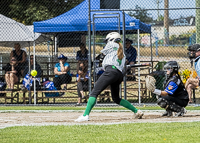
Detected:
[
  {"left": 3, "top": 57, "right": 21, "bottom": 90},
  {"left": 125, "top": 38, "right": 137, "bottom": 81},
  {"left": 151, "top": 61, "right": 189, "bottom": 117},
  {"left": 76, "top": 43, "right": 88, "bottom": 72},
  {"left": 10, "top": 43, "right": 27, "bottom": 76},
  {"left": 76, "top": 62, "right": 89, "bottom": 105},
  {"left": 23, "top": 55, "right": 42, "bottom": 78}
]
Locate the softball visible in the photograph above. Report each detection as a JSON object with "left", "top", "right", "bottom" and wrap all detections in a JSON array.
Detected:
[{"left": 31, "top": 70, "right": 37, "bottom": 76}]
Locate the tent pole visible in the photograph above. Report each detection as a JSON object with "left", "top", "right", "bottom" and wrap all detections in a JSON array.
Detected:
[
  {"left": 92, "top": 16, "right": 96, "bottom": 85},
  {"left": 28, "top": 42, "right": 31, "bottom": 104},
  {"left": 88, "top": 0, "right": 92, "bottom": 94},
  {"left": 122, "top": 11, "right": 126, "bottom": 100},
  {"left": 33, "top": 35, "right": 36, "bottom": 105},
  {"left": 55, "top": 36, "right": 57, "bottom": 60},
  {"left": 137, "top": 29, "right": 141, "bottom": 105},
  {"left": 119, "top": 12, "right": 122, "bottom": 99},
  {"left": 150, "top": 33, "right": 153, "bottom": 72},
  {"left": 52, "top": 36, "right": 54, "bottom": 62}
]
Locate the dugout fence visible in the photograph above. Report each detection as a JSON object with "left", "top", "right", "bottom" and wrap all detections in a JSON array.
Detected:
[{"left": 0, "top": 0, "right": 199, "bottom": 106}]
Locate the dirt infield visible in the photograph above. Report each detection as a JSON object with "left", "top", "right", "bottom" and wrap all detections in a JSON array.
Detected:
[{"left": 0, "top": 110, "right": 200, "bottom": 129}]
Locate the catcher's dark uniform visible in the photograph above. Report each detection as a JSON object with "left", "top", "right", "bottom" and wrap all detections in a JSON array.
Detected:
[{"left": 159, "top": 75, "right": 189, "bottom": 108}]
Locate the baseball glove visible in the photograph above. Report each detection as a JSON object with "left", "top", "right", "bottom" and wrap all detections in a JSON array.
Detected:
[{"left": 145, "top": 75, "right": 156, "bottom": 92}]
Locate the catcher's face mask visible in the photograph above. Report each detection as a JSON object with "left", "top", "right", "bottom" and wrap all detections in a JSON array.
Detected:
[{"left": 164, "top": 68, "right": 172, "bottom": 76}]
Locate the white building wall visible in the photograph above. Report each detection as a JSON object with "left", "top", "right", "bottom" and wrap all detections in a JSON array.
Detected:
[{"left": 152, "top": 26, "right": 196, "bottom": 40}]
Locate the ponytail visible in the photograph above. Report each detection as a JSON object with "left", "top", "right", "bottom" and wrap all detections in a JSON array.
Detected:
[{"left": 117, "top": 42, "right": 124, "bottom": 60}]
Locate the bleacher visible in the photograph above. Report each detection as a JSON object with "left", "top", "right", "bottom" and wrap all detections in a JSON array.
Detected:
[{"left": 0, "top": 60, "right": 157, "bottom": 104}]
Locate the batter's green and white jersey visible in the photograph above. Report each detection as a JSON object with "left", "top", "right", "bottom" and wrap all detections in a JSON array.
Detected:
[{"left": 101, "top": 41, "right": 126, "bottom": 72}]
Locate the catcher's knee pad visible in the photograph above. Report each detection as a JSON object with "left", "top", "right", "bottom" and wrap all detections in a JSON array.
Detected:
[
  {"left": 168, "top": 103, "right": 182, "bottom": 112},
  {"left": 157, "top": 98, "right": 168, "bottom": 109}
]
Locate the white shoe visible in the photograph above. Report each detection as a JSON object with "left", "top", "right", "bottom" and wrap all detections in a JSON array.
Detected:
[
  {"left": 135, "top": 109, "right": 144, "bottom": 119},
  {"left": 75, "top": 115, "right": 89, "bottom": 122}
]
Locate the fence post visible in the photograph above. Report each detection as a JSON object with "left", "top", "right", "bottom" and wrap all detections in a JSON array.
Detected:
[{"left": 196, "top": 0, "right": 200, "bottom": 43}]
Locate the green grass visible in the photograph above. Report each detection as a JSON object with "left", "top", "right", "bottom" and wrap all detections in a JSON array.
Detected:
[
  {"left": 0, "top": 106, "right": 200, "bottom": 111},
  {"left": 0, "top": 122, "right": 200, "bottom": 143}
]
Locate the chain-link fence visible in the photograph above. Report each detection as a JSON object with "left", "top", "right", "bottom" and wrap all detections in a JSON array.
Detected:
[{"left": 0, "top": 0, "right": 199, "bottom": 105}]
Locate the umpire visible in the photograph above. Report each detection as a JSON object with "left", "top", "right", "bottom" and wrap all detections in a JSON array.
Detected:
[
  {"left": 187, "top": 44, "right": 200, "bottom": 77},
  {"left": 75, "top": 32, "right": 144, "bottom": 122}
]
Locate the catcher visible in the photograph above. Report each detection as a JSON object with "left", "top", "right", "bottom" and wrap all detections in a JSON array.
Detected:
[{"left": 146, "top": 61, "right": 189, "bottom": 117}]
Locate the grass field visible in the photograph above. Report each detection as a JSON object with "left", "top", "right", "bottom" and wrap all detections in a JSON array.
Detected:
[
  {"left": 1, "top": 122, "right": 200, "bottom": 143},
  {"left": 0, "top": 106, "right": 200, "bottom": 143}
]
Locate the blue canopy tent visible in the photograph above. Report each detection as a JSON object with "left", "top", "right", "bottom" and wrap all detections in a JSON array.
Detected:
[{"left": 33, "top": 0, "right": 151, "bottom": 34}]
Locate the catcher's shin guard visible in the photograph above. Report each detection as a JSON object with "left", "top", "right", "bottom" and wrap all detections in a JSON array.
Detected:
[
  {"left": 167, "top": 102, "right": 182, "bottom": 113},
  {"left": 157, "top": 98, "right": 182, "bottom": 112},
  {"left": 157, "top": 98, "right": 168, "bottom": 109}
]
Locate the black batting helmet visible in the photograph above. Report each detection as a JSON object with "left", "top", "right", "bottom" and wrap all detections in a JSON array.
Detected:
[{"left": 187, "top": 44, "right": 200, "bottom": 59}]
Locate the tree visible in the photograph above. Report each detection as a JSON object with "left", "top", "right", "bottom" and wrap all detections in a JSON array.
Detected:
[
  {"left": 0, "top": 0, "right": 13, "bottom": 16},
  {"left": 3, "top": 0, "right": 84, "bottom": 25},
  {"left": 128, "top": 5, "right": 153, "bottom": 23},
  {"left": 164, "top": 0, "right": 169, "bottom": 45},
  {"left": 158, "top": 14, "right": 164, "bottom": 21}
]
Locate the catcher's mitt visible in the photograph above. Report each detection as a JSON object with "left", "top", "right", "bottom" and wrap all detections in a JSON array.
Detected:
[{"left": 145, "top": 75, "right": 156, "bottom": 92}]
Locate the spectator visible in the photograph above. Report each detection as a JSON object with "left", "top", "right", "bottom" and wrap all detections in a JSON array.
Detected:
[
  {"left": 3, "top": 57, "right": 21, "bottom": 91},
  {"left": 76, "top": 62, "right": 89, "bottom": 105},
  {"left": 53, "top": 54, "right": 72, "bottom": 90},
  {"left": 22, "top": 55, "right": 42, "bottom": 90},
  {"left": 76, "top": 43, "right": 88, "bottom": 72},
  {"left": 185, "top": 77, "right": 199, "bottom": 103},
  {"left": 10, "top": 43, "right": 27, "bottom": 76},
  {"left": 125, "top": 38, "right": 137, "bottom": 81}
]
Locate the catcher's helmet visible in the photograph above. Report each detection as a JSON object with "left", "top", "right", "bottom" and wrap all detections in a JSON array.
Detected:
[
  {"left": 164, "top": 61, "right": 180, "bottom": 74},
  {"left": 187, "top": 44, "right": 200, "bottom": 59},
  {"left": 104, "top": 32, "right": 121, "bottom": 43}
]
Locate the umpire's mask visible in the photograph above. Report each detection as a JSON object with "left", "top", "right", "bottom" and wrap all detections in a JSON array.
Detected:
[{"left": 187, "top": 44, "right": 200, "bottom": 67}]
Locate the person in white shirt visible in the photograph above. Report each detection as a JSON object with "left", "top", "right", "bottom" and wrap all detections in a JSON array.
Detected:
[{"left": 75, "top": 32, "right": 144, "bottom": 122}]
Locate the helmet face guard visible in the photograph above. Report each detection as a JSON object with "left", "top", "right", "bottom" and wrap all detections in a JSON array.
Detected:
[{"left": 163, "top": 61, "right": 180, "bottom": 79}]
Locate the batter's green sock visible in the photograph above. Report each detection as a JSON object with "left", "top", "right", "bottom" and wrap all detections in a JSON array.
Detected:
[
  {"left": 83, "top": 97, "right": 96, "bottom": 116},
  {"left": 119, "top": 99, "right": 138, "bottom": 113}
]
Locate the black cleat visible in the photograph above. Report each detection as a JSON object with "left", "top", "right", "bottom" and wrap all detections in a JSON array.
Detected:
[
  {"left": 162, "top": 110, "right": 172, "bottom": 117},
  {"left": 174, "top": 108, "right": 187, "bottom": 117}
]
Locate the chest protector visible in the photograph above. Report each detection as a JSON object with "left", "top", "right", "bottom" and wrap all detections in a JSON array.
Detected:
[{"left": 164, "top": 76, "right": 188, "bottom": 100}]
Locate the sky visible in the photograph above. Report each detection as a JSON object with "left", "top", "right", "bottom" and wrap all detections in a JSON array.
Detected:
[{"left": 120, "top": 0, "right": 196, "bottom": 20}]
